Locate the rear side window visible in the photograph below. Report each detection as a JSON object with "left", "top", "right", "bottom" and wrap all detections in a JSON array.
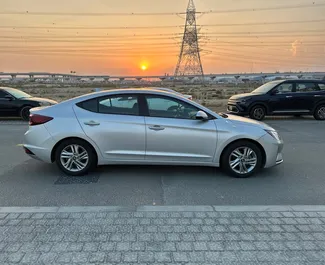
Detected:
[
  {"left": 99, "top": 95, "right": 139, "bottom": 116},
  {"left": 76, "top": 99, "right": 98, "bottom": 112},
  {"left": 77, "top": 95, "right": 139, "bottom": 116},
  {"left": 296, "top": 83, "right": 319, "bottom": 92},
  {"left": 318, "top": 83, "right": 325, "bottom": 91}
]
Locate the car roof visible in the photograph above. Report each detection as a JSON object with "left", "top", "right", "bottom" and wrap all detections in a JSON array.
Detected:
[{"left": 277, "top": 79, "right": 325, "bottom": 83}]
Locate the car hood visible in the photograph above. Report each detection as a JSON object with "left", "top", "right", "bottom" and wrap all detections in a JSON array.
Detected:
[
  {"left": 25, "top": 97, "right": 57, "bottom": 104},
  {"left": 229, "top": 93, "right": 252, "bottom": 100},
  {"left": 225, "top": 114, "right": 273, "bottom": 130}
]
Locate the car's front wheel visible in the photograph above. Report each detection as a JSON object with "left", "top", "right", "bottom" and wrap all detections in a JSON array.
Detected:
[
  {"left": 55, "top": 139, "right": 97, "bottom": 176},
  {"left": 249, "top": 105, "right": 266, "bottom": 120},
  {"left": 221, "top": 140, "right": 263, "bottom": 178},
  {"left": 314, "top": 104, "right": 325, "bottom": 120}
]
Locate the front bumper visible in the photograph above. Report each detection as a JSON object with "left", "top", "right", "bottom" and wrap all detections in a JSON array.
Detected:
[
  {"left": 227, "top": 101, "right": 249, "bottom": 115},
  {"left": 258, "top": 134, "right": 284, "bottom": 168}
]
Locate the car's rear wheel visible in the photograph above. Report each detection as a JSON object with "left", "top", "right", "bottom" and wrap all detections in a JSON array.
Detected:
[
  {"left": 221, "top": 140, "right": 263, "bottom": 178},
  {"left": 249, "top": 105, "right": 266, "bottom": 121},
  {"left": 314, "top": 104, "right": 325, "bottom": 120},
  {"left": 20, "top": 106, "right": 32, "bottom": 121},
  {"left": 55, "top": 139, "right": 97, "bottom": 176}
]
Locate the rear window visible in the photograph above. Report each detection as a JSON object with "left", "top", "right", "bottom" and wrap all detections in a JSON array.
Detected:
[{"left": 76, "top": 99, "right": 98, "bottom": 112}]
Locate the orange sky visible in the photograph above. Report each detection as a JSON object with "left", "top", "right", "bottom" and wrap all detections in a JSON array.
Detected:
[{"left": 0, "top": 0, "right": 325, "bottom": 75}]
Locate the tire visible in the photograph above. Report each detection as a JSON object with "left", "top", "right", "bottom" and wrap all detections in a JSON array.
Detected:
[
  {"left": 221, "top": 140, "right": 263, "bottom": 178},
  {"left": 54, "top": 139, "right": 97, "bottom": 176},
  {"left": 249, "top": 105, "right": 266, "bottom": 121},
  {"left": 20, "top": 106, "right": 32, "bottom": 121},
  {"left": 313, "top": 104, "right": 325, "bottom": 120}
]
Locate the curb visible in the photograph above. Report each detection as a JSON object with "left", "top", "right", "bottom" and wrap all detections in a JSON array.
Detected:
[{"left": 1, "top": 205, "right": 325, "bottom": 213}]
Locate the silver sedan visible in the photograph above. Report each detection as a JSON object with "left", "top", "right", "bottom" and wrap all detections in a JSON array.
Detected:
[{"left": 23, "top": 88, "right": 283, "bottom": 178}]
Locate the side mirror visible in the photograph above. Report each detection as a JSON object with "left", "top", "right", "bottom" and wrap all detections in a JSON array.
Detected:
[
  {"left": 196, "top": 110, "right": 208, "bottom": 121},
  {"left": 271, "top": 89, "right": 279, "bottom": 95},
  {"left": 4, "top": 95, "right": 14, "bottom": 101}
]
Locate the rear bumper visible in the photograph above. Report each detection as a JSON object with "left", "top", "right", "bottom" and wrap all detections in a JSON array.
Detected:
[{"left": 23, "top": 124, "right": 56, "bottom": 163}]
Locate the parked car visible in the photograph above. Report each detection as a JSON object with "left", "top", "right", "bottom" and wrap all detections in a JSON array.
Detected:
[
  {"left": 23, "top": 88, "right": 283, "bottom": 178},
  {"left": 155, "top": 87, "right": 193, "bottom": 100},
  {"left": 227, "top": 80, "right": 325, "bottom": 120},
  {"left": 0, "top": 87, "right": 57, "bottom": 120}
]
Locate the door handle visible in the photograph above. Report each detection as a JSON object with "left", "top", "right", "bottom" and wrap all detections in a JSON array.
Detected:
[
  {"left": 84, "top": 120, "right": 100, "bottom": 126},
  {"left": 149, "top": 125, "right": 165, "bottom": 131},
  {"left": 286, "top": 96, "right": 293, "bottom": 98}
]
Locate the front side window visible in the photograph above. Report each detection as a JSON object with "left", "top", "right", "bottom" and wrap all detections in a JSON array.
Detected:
[
  {"left": 296, "top": 83, "right": 319, "bottom": 92},
  {"left": 275, "top": 83, "right": 293, "bottom": 94},
  {"left": 99, "top": 95, "right": 139, "bottom": 116},
  {"left": 0, "top": 90, "right": 9, "bottom": 99},
  {"left": 318, "top": 83, "right": 325, "bottom": 91},
  {"left": 145, "top": 95, "right": 198, "bottom": 120}
]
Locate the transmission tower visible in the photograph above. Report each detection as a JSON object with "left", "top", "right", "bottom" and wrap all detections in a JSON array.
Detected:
[{"left": 174, "top": 0, "right": 204, "bottom": 77}]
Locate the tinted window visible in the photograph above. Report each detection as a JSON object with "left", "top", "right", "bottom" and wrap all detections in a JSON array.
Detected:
[
  {"left": 318, "top": 83, "right": 325, "bottom": 91},
  {"left": 296, "top": 83, "right": 319, "bottom": 92},
  {"left": 146, "top": 95, "right": 198, "bottom": 120},
  {"left": 77, "top": 99, "right": 98, "bottom": 112},
  {"left": 275, "top": 83, "right": 293, "bottom": 94},
  {"left": 0, "top": 90, "right": 8, "bottom": 98},
  {"left": 99, "top": 95, "right": 139, "bottom": 116}
]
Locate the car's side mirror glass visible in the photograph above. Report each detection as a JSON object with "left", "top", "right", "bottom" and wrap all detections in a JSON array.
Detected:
[{"left": 196, "top": 110, "right": 208, "bottom": 121}]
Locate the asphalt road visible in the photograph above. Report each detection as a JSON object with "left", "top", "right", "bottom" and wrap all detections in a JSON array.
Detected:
[{"left": 0, "top": 117, "right": 324, "bottom": 207}]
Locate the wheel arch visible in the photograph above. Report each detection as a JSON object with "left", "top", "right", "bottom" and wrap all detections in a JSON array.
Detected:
[
  {"left": 312, "top": 100, "right": 325, "bottom": 113},
  {"left": 248, "top": 102, "right": 270, "bottom": 114},
  {"left": 51, "top": 136, "right": 98, "bottom": 164},
  {"left": 219, "top": 138, "right": 267, "bottom": 168}
]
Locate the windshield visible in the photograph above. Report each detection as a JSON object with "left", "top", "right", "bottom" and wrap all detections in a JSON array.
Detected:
[
  {"left": 251, "top": 81, "right": 283, "bottom": 94},
  {"left": 4, "top": 88, "right": 31, "bottom": 99}
]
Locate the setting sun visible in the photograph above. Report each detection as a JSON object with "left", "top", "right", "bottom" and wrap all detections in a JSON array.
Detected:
[{"left": 141, "top": 65, "right": 147, "bottom": 71}]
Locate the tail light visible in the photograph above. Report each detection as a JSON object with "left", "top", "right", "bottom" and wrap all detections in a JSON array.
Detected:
[{"left": 29, "top": 114, "right": 53, "bottom": 126}]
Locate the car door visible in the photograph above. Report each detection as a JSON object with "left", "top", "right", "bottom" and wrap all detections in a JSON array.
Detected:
[
  {"left": 0, "top": 90, "right": 16, "bottom": 116},
  {"left": 268, "top": 82, "right": 296, "bottom": 113},
  {"left": 294, "top": 82, "right": 320, "bottom": 112},
  {"left": 73, "top": 94, "right": 146, "bottom": 161},
  {"left": 143, "top": 94, "right": 217, "bottom": 163}
]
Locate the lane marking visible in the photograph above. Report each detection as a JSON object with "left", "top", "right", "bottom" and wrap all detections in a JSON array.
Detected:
[{"left": 16, "top": 144, "right": 23, "bottom": 147}]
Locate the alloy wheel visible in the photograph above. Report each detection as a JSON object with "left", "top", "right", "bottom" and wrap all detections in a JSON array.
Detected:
[
  {"left": 253, "top": 108, "right": 265, "bottom": 120},
  {"left": 60, "top": 144, "right": 89, "bottom": 172},
  {"left": 317, "top": 106, "right": 325, "bottom": 120},
  {"left": 229, "top": 147, "right": 257, "bottom": 175}
]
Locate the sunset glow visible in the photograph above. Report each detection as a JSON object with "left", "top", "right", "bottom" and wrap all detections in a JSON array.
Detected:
[{"left": 0, "top": 0, "right": 324, "bottom": 74}]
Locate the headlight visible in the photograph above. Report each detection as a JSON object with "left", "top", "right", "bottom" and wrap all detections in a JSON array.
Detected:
[
  {"left": 237, "top": 98, "right": 250, "bottom": 103},
  {"left": 39, "top": 102, "right": 51, "bottom": 106},
  {"left": 265, "top": 130, "right": 281, "bottom": 141}
]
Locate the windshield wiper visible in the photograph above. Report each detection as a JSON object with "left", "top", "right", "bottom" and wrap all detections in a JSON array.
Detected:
[{"left": 219, "top": 112, "right": 228, "bottom": 118}]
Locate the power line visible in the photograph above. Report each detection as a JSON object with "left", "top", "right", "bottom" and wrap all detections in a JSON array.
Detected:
[
  {"left": 205, "top": 29, "right": 325, "bottom": 35},
  {"left": 2, "top": 19, "right": 325, "bottom": 31},
  {"left": 1, "top": 2, "right": 324, "bottom": 17}
]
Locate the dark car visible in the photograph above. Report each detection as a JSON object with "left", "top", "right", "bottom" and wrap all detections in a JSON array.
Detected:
[
  {"left": 0, "top": 87, "right": 57, "bottom": 120},
  {"left": 227, "top": 80, "right": 325, "bottom": 121}
]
